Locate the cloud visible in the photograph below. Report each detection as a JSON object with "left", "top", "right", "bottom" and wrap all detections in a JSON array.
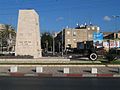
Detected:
[
  {"left": 103, "top": 16, "right": 111, "bottom": 21},
  {"left": 56, "top": 17, "right": 64, "bottom": 22}
]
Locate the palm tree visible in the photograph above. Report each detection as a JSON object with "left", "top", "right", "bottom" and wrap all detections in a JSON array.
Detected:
[
  {"left": 41, "top": 32, "right": 53, "bottom": 52},
  {"left": 0, "top": 24, "right": 16, "bottom": 52}
]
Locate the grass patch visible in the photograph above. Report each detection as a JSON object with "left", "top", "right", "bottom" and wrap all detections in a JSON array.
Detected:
[
  {"left": 0, "top": 60, "right": 103, "bottom": 65},
  {"left": 2, "top": 58, "right": 120, "bottom": 65},
  {"left": 109, "top": 60, "right": 120, "bottom": 64},
  {"left": 100, "top": 59, "right": 120, "bottom": 64},
  {"left": 0, "top": 63, "right": 104, "bottom": 65}
]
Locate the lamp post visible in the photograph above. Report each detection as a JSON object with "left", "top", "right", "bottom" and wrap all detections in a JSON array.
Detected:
[
  {"left": 112, "top": 15, "right": 120, "bottom": 48},
  {"left": 107, "top": 39, "right": 110, "bottom": 53},
  {"left": 45, "top": 40, "right": 48, "bottom": 53},
  {"left": 0, "top": 38, "right": 3, "bottom": 52},
  {"left": 52, "top": 32, "right": 55, "bottom": 56},
  {"left": 61, "top": 28, "right": 64, "bottom": 57}
]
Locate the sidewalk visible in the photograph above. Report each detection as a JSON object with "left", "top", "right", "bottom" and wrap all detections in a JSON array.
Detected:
[
  {"left": 0, "top": 58, "right": 119, "bottom": 77},
  {"left": 0, "top": 65, "right": 119, "bottom": 77}
]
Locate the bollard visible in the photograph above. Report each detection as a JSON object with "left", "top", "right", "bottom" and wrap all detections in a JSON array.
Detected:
[
  {"left": 10, "top": 66, "right": 18, "bottom": 73},
  {"left": 36, "top": 67, "right": 43, "bottom": 73},
  {"left": 64, "top": 68, "right": 69, "bottom": 74},
  {"left": 91, "top": 68, "right": 97, "bottom": 74}
]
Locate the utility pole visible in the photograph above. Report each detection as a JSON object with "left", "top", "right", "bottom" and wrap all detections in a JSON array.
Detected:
[
  {"left": 62, "top": 28, "right": 64, "bottom": 57},
  {"left": 0, "top": 38, "right": 2, "bottom": 53},
  {"left": 52, "top": 32, "right": 55, "bottom": 56},
  {"left": 112, "top": 15, "right": 120, "bottom": 48},
  {"left": 59, "top": 42, "right": 60, "bottom": 53}
]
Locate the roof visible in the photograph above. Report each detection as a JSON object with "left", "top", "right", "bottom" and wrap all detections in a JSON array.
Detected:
[{"left": 103, "top": 32, "right": 114, "bottom": 36}]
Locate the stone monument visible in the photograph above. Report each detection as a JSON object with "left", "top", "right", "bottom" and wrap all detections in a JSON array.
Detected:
[{"left": 15, "top": 9, "right": 42, "bottom": 58}]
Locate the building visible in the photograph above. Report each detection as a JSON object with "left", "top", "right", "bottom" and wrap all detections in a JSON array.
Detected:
[
  {"left": 55, "top": 24, "right": 100, "bottom": 52},
  {"left": 0, "top": 24, "right": 6, "bottom": 31},
  {"left": 103, "top": 31, "right": 120, "bottom": 39},
  {"left": 103, "top": 31, "right": 120, "bottom": 51}
]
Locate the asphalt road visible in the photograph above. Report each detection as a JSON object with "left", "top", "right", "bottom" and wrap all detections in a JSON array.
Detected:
[{"left": 0, "top": 77, "right": 120, "bottom": 90}]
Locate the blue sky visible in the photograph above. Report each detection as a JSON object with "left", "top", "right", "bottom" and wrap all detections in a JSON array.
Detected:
[{"left": 0, "top": 0, "right": 120, "bottom": 33}]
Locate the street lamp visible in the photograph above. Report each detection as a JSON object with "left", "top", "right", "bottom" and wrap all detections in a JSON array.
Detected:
[
  {"left": 112, "top": 15, "right": 120, "bottom": 31},
  {"left": 52, "top": 32, "right": 55, "bottom": 56},
  {"left": 61, "top": 28, "right": 64, "bottom": 57},
  {"left": 112, "top": 15, "right": 120, "bottom": 48},
  {"left": 107, "top": 39, "right": 110, "bottom": 53}
]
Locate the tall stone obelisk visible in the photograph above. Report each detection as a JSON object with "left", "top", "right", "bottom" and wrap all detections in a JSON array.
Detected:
[{"left": 15, "top": 9, "right": 42, "bottom": 58}]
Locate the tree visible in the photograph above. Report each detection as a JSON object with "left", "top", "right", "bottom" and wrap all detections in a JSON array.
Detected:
[
  {"left": 0, "top": 24, "right": 16, "bottom": 52},
  {"left": 41, "top": 32, "right": 53, "bottom": 52}
]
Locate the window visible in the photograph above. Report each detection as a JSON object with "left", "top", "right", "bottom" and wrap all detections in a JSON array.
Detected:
[
  {"left": 88, "top": 34, "right": 92, "bottom": 39},
  {"left": 28, "top": 41, "right": 32, "bottom": 45},
  {"left": 92, "top": 27, "right": 95, "bottom": 30},
  {"left": 97, "top": 27, "right": 100, "bottom": 31},
  {"left": 73, "top": 31, "right": 76, "bottom": 36},
  {"left": 67, "top": 31, "right": 70, "bottom": 35},
  {"left": 67, "top": 44, "right": 71, "bottom": 48},
  {"left": 67, "top": 39, "right": 70, "bottom": 42},
  {"left": 73, "top": 39, "right": 76, "bottom": 41},
  {"left": 87, "top": 28, "right": 90, "bottom": 30}
]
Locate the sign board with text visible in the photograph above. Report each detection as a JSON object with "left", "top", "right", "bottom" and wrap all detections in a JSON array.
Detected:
[{"left": 93, "top": 32, "right": 103, "bottom": 48}]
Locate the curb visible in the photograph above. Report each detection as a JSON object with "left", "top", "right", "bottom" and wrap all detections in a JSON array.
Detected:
[
  {"left": 113, "top": 74, "right": 120, "bottom": 77},
  {"left": 82, "top": 74, "right": 96, "bottom": 77},
  {"left": 10, "top": 73, "right": 24, "bottom": 77},
  {"left": 1, "top": 73, "right": 120, "bottom": 77},
  {"left": 65, "top": 74, "right": 82, "bottom": 77},
  {"left": 10, "top": 73, "right": 53, "bottom": 77},
  {"left": 96, "top": 74, "right": 113, "bottom": 77},
  {"left": 64, "top": 74, "right": 119, "bottom": 77}
]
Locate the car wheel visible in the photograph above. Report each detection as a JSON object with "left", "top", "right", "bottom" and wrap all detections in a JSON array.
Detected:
[{"left": 89, "top": 53, "right": 98, "bottom": 61}]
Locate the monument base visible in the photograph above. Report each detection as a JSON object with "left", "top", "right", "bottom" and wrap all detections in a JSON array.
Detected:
[{"left": 33, "top": 51, "right": 42, "bottom": 58}]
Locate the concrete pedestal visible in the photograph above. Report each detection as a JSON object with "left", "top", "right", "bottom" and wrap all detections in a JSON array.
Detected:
[
  {"left": 91, "top": 68, "right": 97, "bottom": 74},
  {"left": 64, "top": 68, "right": 69, "bottom": 74},
  {"left": 36, "top": 67, "right": 43, "bottom": 73},
  {"left": 10, "top": 66, "right": 18, "bottom": 73}
]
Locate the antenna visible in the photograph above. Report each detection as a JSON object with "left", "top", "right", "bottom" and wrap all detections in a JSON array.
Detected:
[
  {"left": 76, "top": 23, "right": 79, "bottom": 26},
  {"left": 90, "top": 21, "right": 93, "bottom": 25},
  {"left": 66, "top": 26, "right": 69, "bottom": 28}
]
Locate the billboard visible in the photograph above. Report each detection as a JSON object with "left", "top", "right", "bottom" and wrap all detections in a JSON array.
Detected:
[
  {"left": 103, "top": 41, "right": 120, "bottom": 48},
  {"left": 93, "top": 32, "right": 103, "bottom": 48}
]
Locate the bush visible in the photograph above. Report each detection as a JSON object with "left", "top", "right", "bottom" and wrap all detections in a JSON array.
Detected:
[{"left": 105, "top": 53, "right": 117, "bottom": 62}]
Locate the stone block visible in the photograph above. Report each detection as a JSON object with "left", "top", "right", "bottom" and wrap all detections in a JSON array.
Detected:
[
  {"left": 91, "top": 68, "right": 97, "bottom": 74},
  {"left": 64, "top": 68, "right": 69, "bottom": 74},
  {"left": 10, "top": 66, "right": 18, "bottom": 73},
  {"left": 36, "top": 67, "right": 43, "bottom": 73}
]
